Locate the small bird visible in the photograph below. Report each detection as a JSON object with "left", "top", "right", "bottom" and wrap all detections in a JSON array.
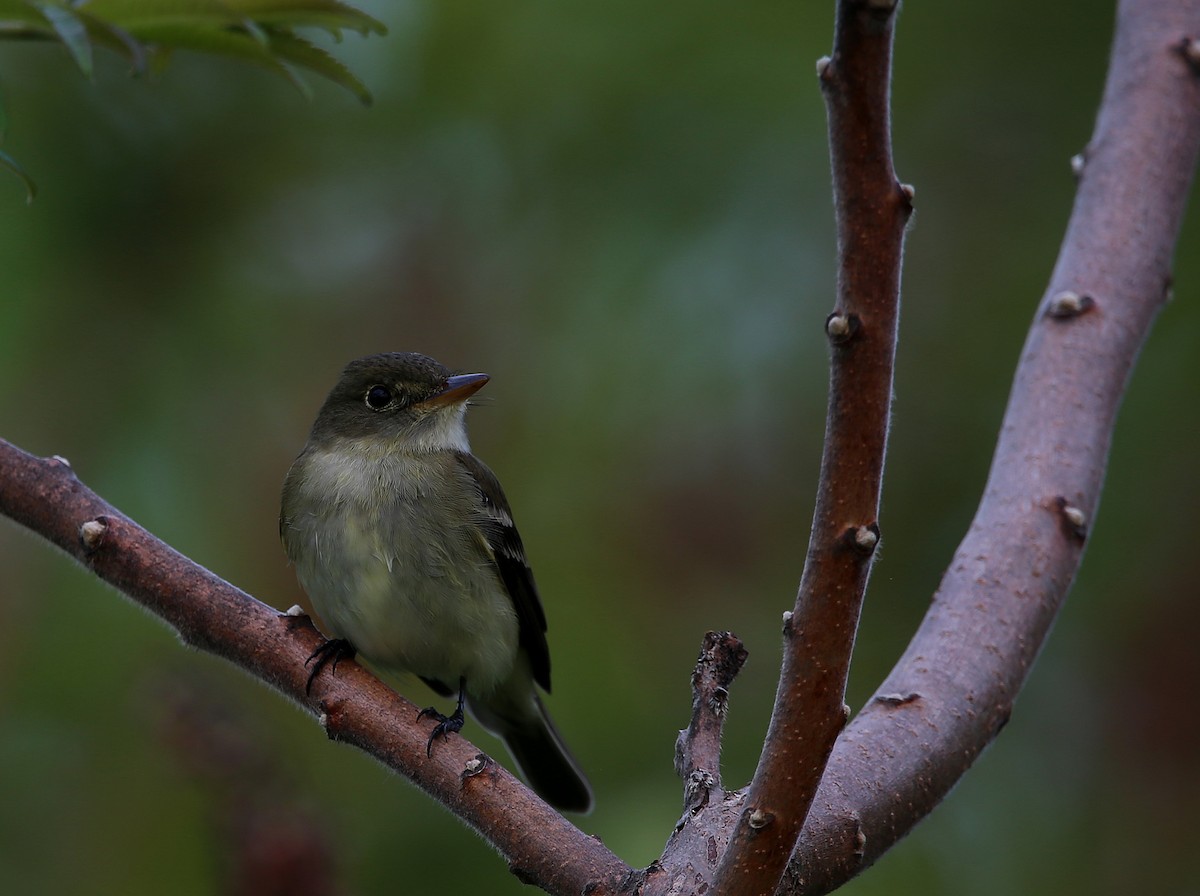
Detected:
[{"left": 280, "top": 352, "right": 593, "bottom": 813}]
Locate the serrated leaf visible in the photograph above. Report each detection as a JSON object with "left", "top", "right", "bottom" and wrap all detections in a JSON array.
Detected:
[
  {"left": 125, "top": 21, "right": 316, "bottom": 97},
  {"left": 265, "top": 26, "right": 371, "bottom": 104},
  {"left": 4, "top": 0, "right": 383, "bottom": 102},
  {"left": 0, "top": 146, "right": 37, "bottom": 203}
]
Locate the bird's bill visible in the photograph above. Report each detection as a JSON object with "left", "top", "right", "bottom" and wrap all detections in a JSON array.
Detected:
[{"left": 422, "top": 373, "right": 490, "bottom": 408}]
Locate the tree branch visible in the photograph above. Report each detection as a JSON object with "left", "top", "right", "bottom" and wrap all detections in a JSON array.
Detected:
[
  {"left": 780, "top": 0, "right": 1200, "bottom": 890},
  {"left": 637, "top": 632, "right": 752, "bottom": 896},
  {"left": 674, "top": 631, "right": 749, "bottom": 814},
  {"left": 0, "top": 439, "right": 632, "bottom": 896},
  {"left": 708, "top": 1, "right": 909, "bottom": 893}
]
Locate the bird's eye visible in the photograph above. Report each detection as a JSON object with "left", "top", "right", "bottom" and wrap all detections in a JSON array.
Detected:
[{"left": 365, "top": 385, "right": 393, "bottom": 410}]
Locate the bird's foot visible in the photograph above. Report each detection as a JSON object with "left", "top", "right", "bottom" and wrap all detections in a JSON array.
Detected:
[
  {"left": 305, "top": 638, "right": 356, "bottom": 694},
  {"left": 418, "top": 679, "right": 467, "bottom": 757},
  {"left": 417, "top": 704, "right": 465, "bottom": 757}
]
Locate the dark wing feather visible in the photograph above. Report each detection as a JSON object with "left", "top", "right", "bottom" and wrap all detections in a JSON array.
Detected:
[{"left": 455, "top": 451, "right": 552, "bottom": 692}]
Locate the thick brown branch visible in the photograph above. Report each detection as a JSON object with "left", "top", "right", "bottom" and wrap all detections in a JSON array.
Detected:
[
  {"left": 708, "top": 2, "right": 909, "bottom": 894},
  {"left": 0, "top": 439, "right": 632, "bottom": 896},
  {"left": 779, "top": 0, "right": 1200, "bottom": 891}
]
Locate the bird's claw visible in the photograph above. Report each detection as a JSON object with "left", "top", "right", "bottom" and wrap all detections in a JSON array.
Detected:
[
  {"left": 305, "top": 638, "right": 356, "bottom": 695},
  {"left": 418, "top": 704, "right": 465, "bottom": 757}
]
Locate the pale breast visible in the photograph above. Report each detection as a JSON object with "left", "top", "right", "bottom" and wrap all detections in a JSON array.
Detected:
[{"left": 282, "top": 446, "right": 521, "bottom": 694}]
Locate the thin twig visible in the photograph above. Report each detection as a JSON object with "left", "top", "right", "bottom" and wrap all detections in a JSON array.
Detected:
[
  {"left": 674, "top": 631, "right": 749, "bottom": 813},
  {"left": 639, "top": 632, "right": 752, "bottom": 896},
  {"left": 0, "top": 439, "right": 632, "bottom": 896}
]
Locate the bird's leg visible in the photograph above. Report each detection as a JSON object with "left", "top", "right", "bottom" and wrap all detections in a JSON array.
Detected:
[
  {"left": 305, "top": 637, "right": 356, "bottom": 695},
  {"left": 418, "top": 678, "right": 466, "bottom": 757}
]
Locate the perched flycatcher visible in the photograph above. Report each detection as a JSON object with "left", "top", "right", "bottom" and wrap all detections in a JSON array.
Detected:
[{"left": 280, "top": 352, "right": 592, "bottom": 812}]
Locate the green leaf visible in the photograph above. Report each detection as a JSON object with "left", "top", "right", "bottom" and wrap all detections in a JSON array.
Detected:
[
  {"left": 79, "top": 0, "right": 245, "bottom": 28},
  {"left": 0, "top": 146, "right": 37, "bottom": 203},
  {"left": 80, "top": 0, "right": 384, "bottom": 36},
  {"left": 122, "top": 21, "right": 316, "bottom": 97},
  {"left": 2, "top": 0, "right": 385, "bottom": 101},
  {"left": 75, "top": 11, "right": 149, "bottom": 73},
  {"left": 35, "top": 2, "right": 95, "bottom": 77},
  {"left": 222, "top": 0, "right": 386, "bottom": 37},
  {"left": 264, "top": 26, "right": 372, "bottom": 104},
  {"left": 0, "top": 2, "right": 144, "bottom": 75}
]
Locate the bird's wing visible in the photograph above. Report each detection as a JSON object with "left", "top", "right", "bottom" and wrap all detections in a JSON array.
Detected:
[{"left": 455, "top": 451, "right": 552, "bottom": 692}]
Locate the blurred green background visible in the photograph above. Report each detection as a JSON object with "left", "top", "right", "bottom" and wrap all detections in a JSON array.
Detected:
[{"left": 2, "top": 1, "right": 1198, "bottom": 893}]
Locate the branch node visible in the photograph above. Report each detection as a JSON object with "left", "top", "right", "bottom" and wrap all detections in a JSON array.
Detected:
[
  {"left": 1174, "top": 35, "right": 1200, "bottom": 74},
  {"left": 845, "top": 522, "right": 880, "bottom": 556},
  {"left": 781, "top": 609, "right": 794, "bottom": 636},
  {"left": 816, "top": 54, "right": 833, "bottom": 81},
  {"left": 281, "top": 607, "right": 321, "bottom": 642},
  {"left": 50, "top": 454, "right": 72, "bottom": 469},
  {"left": 1054, "top": 496, "right": 1089, "bottom": 540},
  {"left": 462, "top": 752, "right": 491, "bottom": 786},
  {"left": 852, "top": 815, "right": 867, "bottom": 857},
  {"left": 677, "top": 769, "right": 717, "bottom": 824},
  {"left": 873, "top": 691, "right": 921, "bottom": 707},
  {"left": 747, "top": 807, "right": 775, "bottom": 831},
  {"left": 316, "top": 697, "right": 348, "bottom": 739},
  {"left": 825, "top": 310, "right": 861, "bottom": 345},
  {"left": 1070, "top": 150, "right": 1088, "bottom": 179},
  {"left": 1046, "top": 290, "right": 1096, "bottom": 319},
  {"left": 79, "top": 516, "right": 109, "bottom": 553},
  {"left": 708, "top": 685, "right": 730, "bottom": 717}
]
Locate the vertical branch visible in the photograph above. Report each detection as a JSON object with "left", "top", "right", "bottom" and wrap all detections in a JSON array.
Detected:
[
  {"left": 674, "top": 631, "right": 749, "bottom": 814},
  {"left": 646, "top": 632, "right": 751, "bottom": 896},
  {"left": 709, "top": 2, "right": 909, "bottom": 894}
]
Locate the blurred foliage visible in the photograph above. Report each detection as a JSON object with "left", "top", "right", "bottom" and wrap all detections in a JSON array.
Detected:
[
  {"left": 0, "top": 0, "right": 385, "bottom": 197},
  {"left": 0, "top": 0, "right": 1198, "bottom": 894}
]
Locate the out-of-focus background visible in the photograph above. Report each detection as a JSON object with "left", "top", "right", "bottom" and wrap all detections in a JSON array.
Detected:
[{"left": 1, "top": 1, "right": 1197, "bottom": 893}]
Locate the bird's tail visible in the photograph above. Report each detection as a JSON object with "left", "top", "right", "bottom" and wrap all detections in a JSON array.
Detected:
[{"left": 469, "top": 688, "right": 593, "bottom": 814}]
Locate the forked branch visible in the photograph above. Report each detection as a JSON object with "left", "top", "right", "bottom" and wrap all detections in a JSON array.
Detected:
[{"left": 781, "top": 0, "right": 1200, "bottom": 891}]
